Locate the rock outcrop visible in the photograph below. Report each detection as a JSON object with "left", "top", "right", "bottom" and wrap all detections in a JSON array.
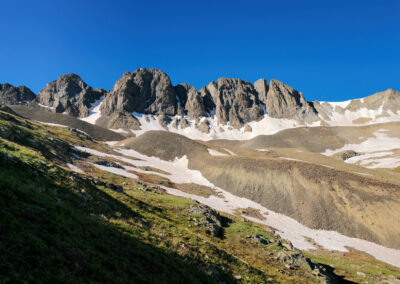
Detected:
[
  {"left": 253, "top": 78, "right": 269, "bottom": 106},
  {"left": 101, "top": 68, "right": 177, "bottom": 117},
  {"left": 265, "top": 79, "right": 318, "bottom": 122},
  {"left": 174, "top": 83, "right": 190, "bottom": 112},
  {"left": 0, "top": 84, "right": 36, "bottom": 105},
  {"left": 185, "top": 87, "right": 207, "bottom": 119},
  {"left": 34, "top": 68, "right": 324, "bottom": 131},
  {"left": 38, "top": 74, "right": 105, "bottom": 118},
  {"left": 202, "top": 78, "right": 264, "bottom": 128}
]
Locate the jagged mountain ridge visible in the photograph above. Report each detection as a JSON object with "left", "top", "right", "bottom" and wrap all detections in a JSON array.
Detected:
[{"left": 2, "top": 68, "right": 400, "bottom": 140}]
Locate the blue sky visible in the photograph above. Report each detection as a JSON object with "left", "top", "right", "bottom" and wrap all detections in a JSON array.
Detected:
[{"left": 0, "top": 0, "right": 399, "bottom": 101}]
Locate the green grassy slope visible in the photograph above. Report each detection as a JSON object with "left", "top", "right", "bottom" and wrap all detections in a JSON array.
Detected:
[
  {"left": 0, "top": 111, "right": 399, "bottom": 283},
  {"left": 6, "top": 104, "right": 126, "bottom": 141},
  {"left": 0, "top": 111, "right": 326, "bottom": 283}
]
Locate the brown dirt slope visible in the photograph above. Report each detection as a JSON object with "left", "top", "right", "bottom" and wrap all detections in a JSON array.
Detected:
[
  {"left": 122, "top": 131, "right": 400, "bottom": 250},
  {"left": 241, "top": 122, "right": 400, "bottom": 153},
  {"left": 8, "top": 105, "right": 125, "bottom": 141}
]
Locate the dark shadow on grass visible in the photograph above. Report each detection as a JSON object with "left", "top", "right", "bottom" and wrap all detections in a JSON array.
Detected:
[{"left": 0, "top": 156, "right": 232, "bottom": 283}]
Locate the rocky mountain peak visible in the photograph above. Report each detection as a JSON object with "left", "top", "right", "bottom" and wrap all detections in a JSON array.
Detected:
[
  {"left": 266, "top": 79, "right": 318, "bottom": 122},
  {"left": 203, "top": 78, "right": 264, "bottom": 129},
  {"left": 100, "top": 68, "right": 177, "bottom": 117},
  {"left": 0, "top": 83, "right": 36, "bottom": 105},
  {"left": 253, "top": 78, "right": 269, "bottom": 105},
  {"left": 38, "top": 73, "right": 105, "bottom": 117}
]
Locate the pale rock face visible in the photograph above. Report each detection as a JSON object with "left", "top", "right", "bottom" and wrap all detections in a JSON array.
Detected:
[
  {"left": 38, "top": 73, "right": 105, "bottom": 117},
  {"left": 266, "top": 79, "right": 318, "bottom": 122},
  {"left": 253, "top": 78, "right": 269, "bottom": 105},
  {"left": 101, "top": 68, "right": 177, "bottom": 117},
  {"left": 205, "top": 78, "right": 264, "bottom": 129},
  {"left": 185, "top": 87, "right": 207, "bottom": 119},
  {"left": 96, "top": 111, "right": 140, "bottom": 130},
  {"left": 0, "top": 84, "right": 36, "bottom": 105}
]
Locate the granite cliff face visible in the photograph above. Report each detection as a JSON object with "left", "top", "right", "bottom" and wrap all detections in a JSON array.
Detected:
[
  {"left": 95, "top": 68, "right": 317, "bottom": 131},
  {"left": 266, "top": 79, "right": 318, "bottom": 122},
  {"left": 100, "top": 68, "right": 177, "bottom": 116},
  {"left": 38, "top": 74, "right": 105, "bottom": 118},
  {"left": 201, "top": 78, "right": 264, "bottom": 129},
  {"left": 28, "top": 68, "right": 321, "bottom": 132},
  {"left": 8, "top": 68, "right": 400, "bottom": 136},
  {"left": 0, "top": 83, "right": 36, "bottom": 105}
]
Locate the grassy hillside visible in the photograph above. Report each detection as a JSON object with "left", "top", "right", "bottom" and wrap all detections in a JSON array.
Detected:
[
  {"left": 0, "top": 111, "right": 335, "bottom": 283},
  {"left": 5, "top": 105, "right": 125, "bottom": 141},
  {"left": 120, "top": 131, "right": 400, "bottom": 251},
  {"left": 1, "top": 111, "right": 399, "bottom": 283}
]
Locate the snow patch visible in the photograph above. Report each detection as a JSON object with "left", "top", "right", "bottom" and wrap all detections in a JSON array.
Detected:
[
  {"left": 208, "top": 148, "right": 228, "bottom": 156},
  {"left": 223, "top": 148, "right": 236, "bottom": 155},
  {"left": 35, "top": 121, "right": 68, "bottom": 128},
  {"left": 325, "top": 100, "right": 352, "bottom": 109},
  {"left": 66, "top": 163, "right": 84, "bottom": 173},
  {"left": 91, "top": 163, "right": 138, "bottom": 179},
  {"left": 38, "top": 103, "right": 54, "bottom": 110},
  {"left": 80, "top": 96, "right": 104, "bottom": 124}
]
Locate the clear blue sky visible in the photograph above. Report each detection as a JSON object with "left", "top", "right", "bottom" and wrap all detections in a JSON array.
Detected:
[{"left": 1, "top": 0, "right": 399, "bottom": 101}]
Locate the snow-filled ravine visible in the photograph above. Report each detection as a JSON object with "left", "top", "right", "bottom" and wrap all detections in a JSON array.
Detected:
[{"left": 74, "top": 145, "right": 400, "bottom": 268}]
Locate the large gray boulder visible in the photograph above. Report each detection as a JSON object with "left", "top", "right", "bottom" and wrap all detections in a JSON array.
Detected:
[
  {"left": 0, "top": 84, "right": 36, "bottom": 105},
  {"left": 266, "top": 79, "right": 318, "bottom": 122},
  {"left": 203, "top": 78, "right": 264, "bottom": 128},
  {"left": 101, "top": 68, "right": 177, "bottom": 117},
  {"left": 38, "top": 74, "right": 105, "bottom": 118}
]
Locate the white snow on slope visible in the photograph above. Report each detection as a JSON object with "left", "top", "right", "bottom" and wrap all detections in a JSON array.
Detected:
[
  {"left": 66, "top": 163, "right": 84, "bottom": 173},
  {"left": 208, "top": 148, "right": 228, "bottom": 156},
  {"left": 105, "top": 141, "right": 120, "bottom": 146},
  {"left": 91, "top": 163, "right": 138, "bottom": 179},
  {"left": 75, "top": 145, "right": 400, "bottom": 268},
  {"left": 322, "top": 103, "right": 400, "bottom": 126},
  {"left": 80, "top": 96, "right": 104, "bottom": 124},
  {"left": 223, "top": 148, "right": 236, "bottom": 155},
  {"left": 322, "top": 100, "right": 352, "bottom": 109},
  {"left": 38, "top": 103, "right": 54, "bottom": 110},
  {"left": 77, "top": 97, "right": 400, "bottom": 141},
  {"left": 323, "top": 130, "right": 400, "bottom": 155},
  {"left": 127, "top": 113, "right": 312, "bottom": 141},
  {"left": 35, "top": 121, "right": 68, "bottom": 128},
  {"left": 322, "top": 129, "right": 400, "bottom": 168}
]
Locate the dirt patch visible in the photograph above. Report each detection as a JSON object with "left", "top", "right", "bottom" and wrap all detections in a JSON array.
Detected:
[
  {"left": 8, "top": 105, "right": 125, "bottom": 141},
  {"left": 127, "top": 170, "right": 173, "bottom": 186},
  {"left": 173, "top": 183, "right": 223, "bottom": 198},
  {"left": 234, "top": 207, "right": 266, "bottom": 221},
  {"left": 137, "top": 166, "right": 171, "bottom": 175}
]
